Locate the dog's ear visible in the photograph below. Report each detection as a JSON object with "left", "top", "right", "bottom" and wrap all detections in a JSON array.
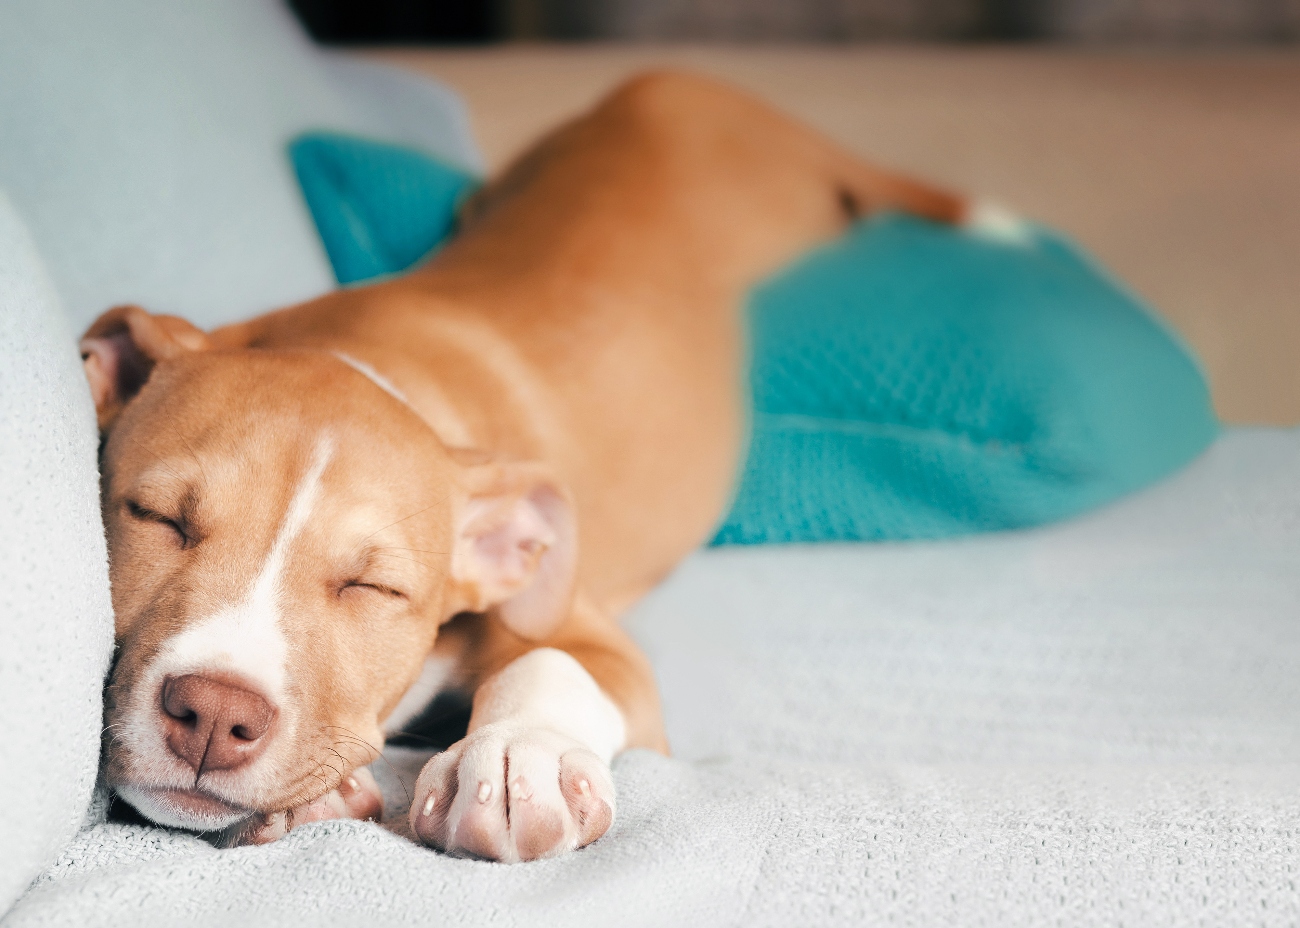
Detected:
[
  {"left": 451, "top": 461, "right": 577, "bottom": 641},
  {"left": 80, "top": 305, "right": 211, "bottom": 430}
]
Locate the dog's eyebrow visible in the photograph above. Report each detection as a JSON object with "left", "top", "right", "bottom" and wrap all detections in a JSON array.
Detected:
[
  {"left": 129, "top": 468, "right": 201, "bottom": 521},
  {"left": 351, "top": 534, "right": 450, "bottom": 579},
  {"left": 174, "top": 484, "right": 201, "bottom": 526}
]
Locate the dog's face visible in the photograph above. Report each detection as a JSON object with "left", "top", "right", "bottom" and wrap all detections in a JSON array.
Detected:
[{"left": 84, "top": 306, "right": 576, "bottom": 832}]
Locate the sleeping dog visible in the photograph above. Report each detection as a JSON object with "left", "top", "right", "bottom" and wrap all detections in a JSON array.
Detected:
[{"left": 84, "top": 70, "right": 971, "bottom": 860}]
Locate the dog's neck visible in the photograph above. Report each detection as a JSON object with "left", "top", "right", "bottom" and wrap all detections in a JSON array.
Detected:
[
  {"left": 216, "top": 289, "right": 559, "bottom": 466},
  {"left": 326, "top": 349, "right": 474, "bottom": 450}
]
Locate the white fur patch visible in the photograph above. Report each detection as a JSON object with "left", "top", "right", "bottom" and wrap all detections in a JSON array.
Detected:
[
  {"left": 963, "top": 199, "right": 1035, "bottom": 247},
  {"left": 113, "top": 434, "right": 337, "bottom": 818},
  {"left": 114, "top": 784, "right": 246, "bottom": 831},
  {"left": 332, "top": 351, "right": 409, "bottom": 404},
  {"left": 409, "top": 649, "right": 623, "bottom": 861},
  {"left": 469, "top": 648, "right": 626, "bottom": 763},
  {"left": 157, "top": 434, "right": 334, "bottom": 700},
  {"left": 328, "top": 349, "right": 474, "bottom": 448}
]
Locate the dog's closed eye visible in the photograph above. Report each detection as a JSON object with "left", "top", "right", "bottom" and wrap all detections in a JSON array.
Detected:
[
  {"left": 338, "top": 580, "right": 408, "bottom": 600},
  {"left": 125, "top": 499, "right": 193, "bottom": 549}
]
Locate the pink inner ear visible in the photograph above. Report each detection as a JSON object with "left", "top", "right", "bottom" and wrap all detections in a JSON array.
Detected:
[
  {"left": 456, "top": 481, "right": 577, "bottom": 640},
  {"left": 472, "top": 498, "right": 558, "bottom": 594},
  {"left": 81, "top": 330, "right": 153, "bottom": 410}
]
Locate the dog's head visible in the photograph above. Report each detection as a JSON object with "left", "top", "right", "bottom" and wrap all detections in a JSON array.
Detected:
[{"left": 83, "top": 305, "right": 576, "bottom": 832}]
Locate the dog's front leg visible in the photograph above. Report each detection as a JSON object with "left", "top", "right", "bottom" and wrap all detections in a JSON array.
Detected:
[{"left": 408, "top": 645, "right": 632, "bottom": 861}]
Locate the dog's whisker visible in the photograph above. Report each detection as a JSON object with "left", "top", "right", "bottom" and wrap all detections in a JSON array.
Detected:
[
  {"left": 374, "top": 546, "right": 451, "bottom": 557},
  {"left": 334, "top": 741, "right": 410, "bottom": 809},
  {"left": 369, "top": 551, "right": 430, "bottom": 566},
  {"left": 321, "top": 724, "right": 381, "bottom": 749},
  {"left": 331, "top": 738, "right": 377, "bottom": 762},
  {"left": 320, "top": 726, "right": 411, "bottom": 807},
  {"left": 358, "top": 497, "right": 450, "bottom": 545}
]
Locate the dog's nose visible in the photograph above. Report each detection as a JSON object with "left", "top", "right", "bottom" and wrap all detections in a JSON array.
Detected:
[{"left": 160, "top": 674, "right": 276, "bottom": 774}]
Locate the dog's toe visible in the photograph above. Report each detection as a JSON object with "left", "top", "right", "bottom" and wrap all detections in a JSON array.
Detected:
[{"left": 559, "top": 751, "right": 616, "bottom": 848}]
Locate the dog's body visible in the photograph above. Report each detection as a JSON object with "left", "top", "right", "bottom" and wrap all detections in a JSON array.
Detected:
[{"left": 84, "top": 71, "right": 967, "bottom": 860}]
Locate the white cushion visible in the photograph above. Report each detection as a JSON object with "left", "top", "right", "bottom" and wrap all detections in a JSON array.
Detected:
[
  {"left": 0, "top": 1, "right": 480, "bottom": 915},
  {"left": 0, "top": 0, "right": 479, "bottom": 334},
  {"left": 8, "top": 428, "right": 1299, "bottom": 925},
  {"left": 0, "top": 191, "right": 114, "bottom": 913}
]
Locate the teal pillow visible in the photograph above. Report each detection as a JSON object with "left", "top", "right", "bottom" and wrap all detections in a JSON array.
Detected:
[
  {"left": 290, "top": 132, "right": 1217, "bottom": 544},
  {"left": 291, "top": 132, "right": 478, "bottom": 285},
  {"left": 719, "top": 215, "right": 1216, "bottom": 542}
]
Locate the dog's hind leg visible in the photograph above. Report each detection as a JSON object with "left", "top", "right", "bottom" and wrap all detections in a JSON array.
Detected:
[{"left": 830, "top": 158, "right": 968, "bottom": 226}]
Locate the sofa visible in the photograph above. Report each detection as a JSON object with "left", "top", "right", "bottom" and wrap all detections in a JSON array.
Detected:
[{"left": 1, "top": 2, "right": 1297, "bottom": 925}]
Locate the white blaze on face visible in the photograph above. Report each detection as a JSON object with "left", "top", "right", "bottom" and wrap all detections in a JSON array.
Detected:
[
  {"left": 159, "top": 434, "right": 335, "bottom": 701},
  {"left": 116, "top": 433, "right": 337, "bottom": 809}
]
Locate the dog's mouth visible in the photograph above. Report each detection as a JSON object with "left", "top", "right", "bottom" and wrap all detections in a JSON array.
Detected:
[{"left": 115, "top": 783, "right": 255, "bottom": 832}]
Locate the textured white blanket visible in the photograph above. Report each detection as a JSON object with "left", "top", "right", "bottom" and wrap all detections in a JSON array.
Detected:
[{"left": 8, "top": 429, "right": 1299, "bottom": 926}]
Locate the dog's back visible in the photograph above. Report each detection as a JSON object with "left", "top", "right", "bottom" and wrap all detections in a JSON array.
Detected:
[
  {"left": 233, "top": 71, "right": 967, "bottom": 612},
  {"left": 89, "top": 71, "right": 969, "bottom": 859}
]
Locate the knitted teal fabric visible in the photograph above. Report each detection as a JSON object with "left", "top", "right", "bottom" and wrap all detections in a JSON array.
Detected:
[
  {"left": 715, "top": 215, "right": 1216, "bottom": 543},
  {"left": 290, "top": 132, "right": 477, "bottom": 285},
  {"left": 289, "top": 132, "right": 1218, "bottom": 544}
]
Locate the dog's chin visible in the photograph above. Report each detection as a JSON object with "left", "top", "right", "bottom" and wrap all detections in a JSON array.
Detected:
[{"left": 115, "top": 783, "right": 255, "bottom": 832}]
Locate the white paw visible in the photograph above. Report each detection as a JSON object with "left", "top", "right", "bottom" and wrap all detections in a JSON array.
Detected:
[{"left": 408, "top": 723, "right": 615, "bottom": 862}]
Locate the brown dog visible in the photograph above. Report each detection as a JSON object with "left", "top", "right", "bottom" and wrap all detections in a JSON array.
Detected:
[{"left": 82, "top": 71, "right": 970, "bottom": 860}]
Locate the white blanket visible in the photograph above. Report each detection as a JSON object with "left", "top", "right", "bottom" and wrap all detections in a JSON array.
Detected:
[{"left": 9, "top": 428, "right": 1299, "bottom": 926}]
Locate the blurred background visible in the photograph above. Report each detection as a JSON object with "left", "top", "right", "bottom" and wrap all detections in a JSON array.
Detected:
[
  {"left": 3, "top": 0, "right": 1288, "bottom": 423},
  {"left": 285, "top": 0, "right": 1299, "bottom": 423},
  {"left": 289, "top": 0, "right": 1300, "bottom": 43}
]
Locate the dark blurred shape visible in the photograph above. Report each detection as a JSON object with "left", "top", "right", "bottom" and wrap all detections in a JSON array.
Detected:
[
  {"left": 288, "top": 0, "right": 497, "bottom": 42},
  {"left": 508, "top": 0, "right": 988, "bottom": 40},
  {"left": 1025, "top": 0, "right": 1300, "bottom": 43},
  {"left": 384, "top": 690, "right": 472, "bottom": 750},
  {"left": 286, "top": 0, "right": 1300, "bottom": 43},
  {"left": 511, "top": 0, "right": 1300, "bottom": 42}
]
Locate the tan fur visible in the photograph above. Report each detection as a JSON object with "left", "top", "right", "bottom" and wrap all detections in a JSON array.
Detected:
[{"left": 87, "top": 71, "right": 965, "bottom": 848}]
